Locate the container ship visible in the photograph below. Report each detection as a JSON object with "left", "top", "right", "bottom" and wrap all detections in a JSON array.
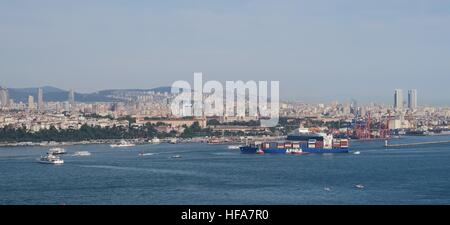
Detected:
[{"left": 240, "top": 128, "right": 349, "bottom": 154}]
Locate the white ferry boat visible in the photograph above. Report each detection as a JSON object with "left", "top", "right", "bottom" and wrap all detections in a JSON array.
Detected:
[
  {"left": 39, "top": 154, "right": 64, "bottom": 164},
  {"left": 110, "top": 140, "right": 135, "bottom": 148}
]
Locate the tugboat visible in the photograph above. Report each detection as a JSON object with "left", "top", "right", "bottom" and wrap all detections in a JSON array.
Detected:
[{"left": 39, "top": 153, "right": 64, "bottom": 164}]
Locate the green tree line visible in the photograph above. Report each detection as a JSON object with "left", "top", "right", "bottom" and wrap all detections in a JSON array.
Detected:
[{"left": 0, "top": 123, "right": 158, "bottom": 142}]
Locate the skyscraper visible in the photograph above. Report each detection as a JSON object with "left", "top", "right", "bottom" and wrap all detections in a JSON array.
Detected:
[
  {"left": 68, "top": 89, "right": 75, "bottom": 111},
  {"left": 37, "top": 88, "right": 44, "bottom": 112},
  {"left": 28, "top": 95, "right": 35, "bottom": 110},
  {"left": 394, "top": 89, "right": 403, "bottom": 110},
  {"left": 408, "top": 89, "right": 417, "bottom": 110},
  {"left": 68, "top": 89, "right": 75, "bottom": 105},
  {"left": 0, "top": 87, "right": 10, "bottom": 107},
  {"left": 350, "top": 99, "right": 358, "bottom": 116}
]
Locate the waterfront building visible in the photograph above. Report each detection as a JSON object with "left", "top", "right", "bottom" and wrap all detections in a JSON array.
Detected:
[{"left": 134, "top": 116, "right": 207, "bottom": 128}]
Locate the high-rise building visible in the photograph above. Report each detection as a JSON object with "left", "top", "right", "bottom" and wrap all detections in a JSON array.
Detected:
[
  {"left": 28, "top": 95, "right": 35, "bottom": 110},
  {"left": 0, "top": 87, "right": 9, "bottom": 107},
  {"left": 37, "top": 88, "right": 44, "bottom": 112},
  {"left": 394, "top": 89, "right": 403, "bottom": 110},
  {"left": 408, "top": 89, "right": 417, "bottom": 110},
  {"left": 68, "top": 89, "right": 75, "bottom": 110},
  {"left": 350, "top": 99, "right": 358, "bottom": 116},
  {"left": 68, "top": 89, "right": 75, "bottom": 104}
]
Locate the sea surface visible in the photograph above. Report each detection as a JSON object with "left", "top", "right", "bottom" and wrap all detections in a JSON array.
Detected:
[{"left": 1, "top": 135, "right": 449, "bottom": 205}]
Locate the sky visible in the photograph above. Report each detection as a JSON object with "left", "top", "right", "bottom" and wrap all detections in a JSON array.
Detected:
[{"left": 1, "top": 0, "right": 450, "bottom": 105}]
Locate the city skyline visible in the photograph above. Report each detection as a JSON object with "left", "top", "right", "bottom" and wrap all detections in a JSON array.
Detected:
[
  {"left": 0, "top": 85, "right": 439, "bottom": 108},
  {"left": 1, "top": 1, "right": 450, "bottom": 105}
]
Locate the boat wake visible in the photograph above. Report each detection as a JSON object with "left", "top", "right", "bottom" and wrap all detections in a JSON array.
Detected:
[
  {"left": 212, "top": 152, "right": 236, "bottom": 156},
  {"left": 139, "top": 153, "right": 155, "bottom": 156},
  {"left": 79, "top": 165, "right": 211, "bottom": 177}
]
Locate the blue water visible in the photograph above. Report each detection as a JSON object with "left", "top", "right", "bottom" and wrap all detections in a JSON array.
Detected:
[{"left": 1, "top": 136, "right": 449, "bottom": 205}]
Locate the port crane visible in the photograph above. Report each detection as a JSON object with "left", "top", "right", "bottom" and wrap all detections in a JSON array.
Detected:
[{"left": 353, "top": 112, "right": 371, "bottom": 139}]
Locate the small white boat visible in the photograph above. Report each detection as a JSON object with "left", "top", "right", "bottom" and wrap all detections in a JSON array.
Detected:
[
  {"left": 169, "top": 138, "right": 177, "bottom": 144},
  {"left": 48, "top": 147, "right": 66, "bottom": 155},
  {"left": 353, "top": 151, "right": 361, "bottom": 155},
  {"left": 149, "top": 137, "right": 161, "bottom": 144},
  {"left": 227, "top": 145, "right": 241, "bottom": 150},
  {"left": 110, "top": 140, "right": 135, "bottom": 148},
  {"left": 324, "top": 187, "right": 332, "bottom": 192},
  {"left": 355, "top": 184, "right": 365, "bottom": 189},
  {"left": 39, "top": 154, "right": 64, "bottom": 164},
  {"left": 73, "top": 151, "right": 91, "bottom": 156},
  {"left": 171, "top": 155, "right": 182, "bottom": 159},
  {"left": 139, "top": 152, "right": 154, "bottom": 156}
]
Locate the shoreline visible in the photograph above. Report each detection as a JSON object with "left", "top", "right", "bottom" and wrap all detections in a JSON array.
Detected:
[
  {"left": 0, "top": 135, "right": 288, "bottom": 148},
  {"left": 1, "top": 134, "right": 448, "bottom": 148},
  {"left": 0, "top": 138, "right": 247, "bottom": 148},
  {"left": 0, "top": 139, "right": 123, "bottom": 148}
]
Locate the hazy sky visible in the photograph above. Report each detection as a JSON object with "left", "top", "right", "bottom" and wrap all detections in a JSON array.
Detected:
[{"left": 1, "top": 0, "right": 450, "bottom": 105}]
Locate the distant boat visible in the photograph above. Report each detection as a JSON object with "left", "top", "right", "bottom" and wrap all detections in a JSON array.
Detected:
[
  {"left": 38, "top": 153, "right": 64, "bottom": 164},
  {"left": 171, "top": 155, "right": 182, "bottom": 159},
  {"left": 355, "top": 184, "right": 365, "bottom": 189},
  {"left": 324, "top": 187, "right": 332, "bottom": 192},
  {"left": 139, "top": 152, "right": 154, "bottom": 156},
  {"left": 353, "top": 151, "right": 361, "bottom": 155},
  {"left": 73, "top": 151, "right": 91, "bottom": 156},
  {"left": 169, "top": 138, "right": 177, "bottom": 144},
  {"left": 48, "top": 147, "right": 66, "bottom": 155},
  {"left": 149, "top": 137, "right": 161, "bottom": 144},
  {"left": 110, "top": 140, "right": 135, "bottom": 148}
]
